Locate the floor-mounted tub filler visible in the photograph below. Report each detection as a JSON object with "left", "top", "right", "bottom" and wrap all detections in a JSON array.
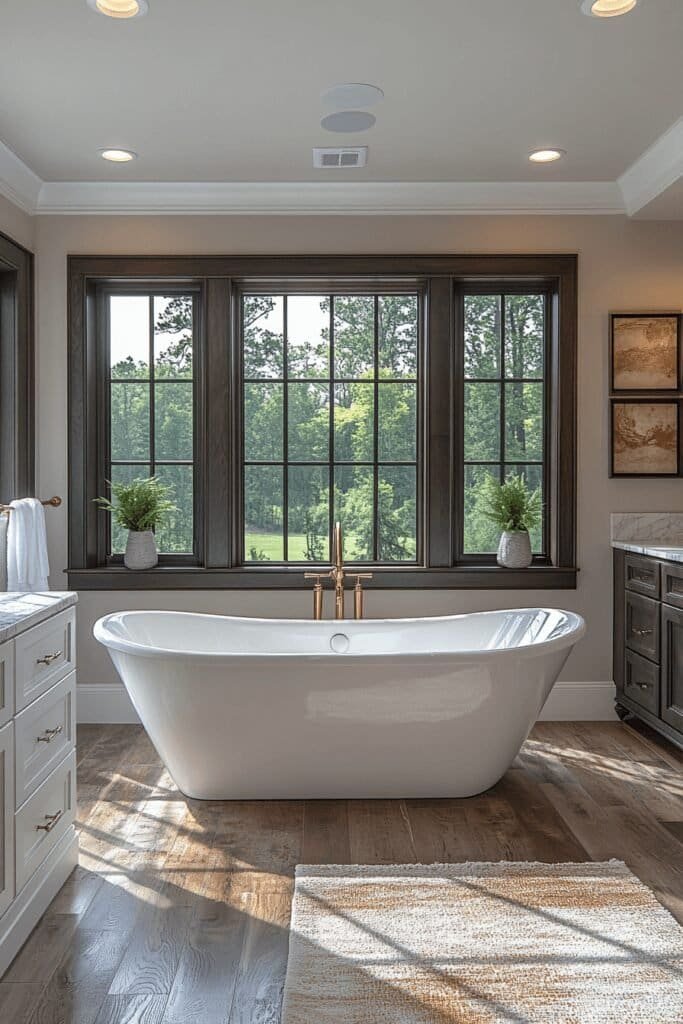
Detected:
[{"left": 93, "top": 608, "right": 585, "bottom": 800}]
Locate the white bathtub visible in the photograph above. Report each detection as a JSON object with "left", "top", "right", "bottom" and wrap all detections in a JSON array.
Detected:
[{"left": 93, "top": 608, "right": 585, "bottom": 800}]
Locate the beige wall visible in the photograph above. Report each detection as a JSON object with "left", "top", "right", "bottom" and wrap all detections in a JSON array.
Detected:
[
  {"left": 0, "top": 194, "right": 34, "bottom": 252},
  {"left": 20, "top": 212, "right": 683, "bottom": 686}
]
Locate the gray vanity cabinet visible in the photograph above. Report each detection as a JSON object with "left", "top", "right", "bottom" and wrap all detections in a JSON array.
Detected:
[
  {"left": 614, "top": 549, "right": 683, "bottom": 749},
  {"left": 661, "top": 604, "right": 683, "bottom": 733}
]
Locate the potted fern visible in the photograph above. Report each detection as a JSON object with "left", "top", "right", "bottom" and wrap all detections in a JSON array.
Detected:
[
  {"left": 478, "top": 475, "right": 542, "bottom": 569},
  {"left": 95, "top": 477, "right": 177, "bottom": 570}
]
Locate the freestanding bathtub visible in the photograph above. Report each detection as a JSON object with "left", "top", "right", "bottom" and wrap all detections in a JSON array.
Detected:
[{"left": 93, "top": 608, "right": 585, "bottom": 800}]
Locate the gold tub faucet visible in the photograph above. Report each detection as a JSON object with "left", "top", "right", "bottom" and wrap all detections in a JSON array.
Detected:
[{"left": 304, "top": 522, "right": 372, "bottom": 620}]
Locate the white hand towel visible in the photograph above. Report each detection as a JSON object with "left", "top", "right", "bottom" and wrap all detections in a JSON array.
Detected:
[{"left": 6, "top": 498, "right": 50, "bottom": 592}]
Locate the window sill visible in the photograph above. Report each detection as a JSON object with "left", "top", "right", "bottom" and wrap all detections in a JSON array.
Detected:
[{"left": 67, "top": 565, "right": 578, "bottom": 591}]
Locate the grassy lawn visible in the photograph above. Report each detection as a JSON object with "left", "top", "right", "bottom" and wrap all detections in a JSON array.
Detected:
[
  {"left": 245, "top": 531, "right": 308, "bottom": 561},
  {"left": 244, "top": 529, "right": 416, "bottom": 562}
]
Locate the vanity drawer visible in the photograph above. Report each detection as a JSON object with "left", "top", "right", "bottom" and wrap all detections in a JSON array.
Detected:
[
  {"left": 0, "top": 643, "right": 14, "bottom": 730},
  {"left": 14, "top": 673, "right": 75, "bottom": 808},
  {"left": 624, "top": 554, "right": 661, "bottom": 599},
  {"left": 15, "top": 609, "right": 75, "bottom": 713},
  {"left": 662, "top": 561, "right": 683, "bottom": 611},
  {"left": 624, "top": 649, "right": 659, "bottom": 716},
  {"left": 625, "top": 591, "right": 660, "bottom": 663},
  {"left": 15, "top": 749, "right": 75, "bottom": 894}
]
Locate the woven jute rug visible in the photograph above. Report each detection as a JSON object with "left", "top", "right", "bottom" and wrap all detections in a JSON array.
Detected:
[{"left": 281, "top": 861, "right": 683, "bottom": 1023}]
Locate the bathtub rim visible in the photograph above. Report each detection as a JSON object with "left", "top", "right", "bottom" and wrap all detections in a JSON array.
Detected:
[{"left": 93, "top": 607, "right": 586, "bottom": 662}]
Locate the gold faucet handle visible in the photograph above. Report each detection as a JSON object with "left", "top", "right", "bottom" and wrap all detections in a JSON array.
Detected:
[
  {"left": 304, "top": 572, "right": 330, "bottom": 581},
  {"left": 349, "top": 573, "right": 373, "bottom": 582}
]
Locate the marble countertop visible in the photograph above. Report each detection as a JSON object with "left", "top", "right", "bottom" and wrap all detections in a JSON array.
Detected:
[
  {"left": 610, "top": 513, "right": 683, "bottom": 564},
  {"left": 611, "top": 541, "right": 683, "bottom": 564},
  {"left": 0, "top": 592, "right": 78, "bottom": 645}
]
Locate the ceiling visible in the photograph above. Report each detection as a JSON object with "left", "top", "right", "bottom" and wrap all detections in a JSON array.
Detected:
[{"left": 1, "top": 0, "right": 682, "bottom": 216}]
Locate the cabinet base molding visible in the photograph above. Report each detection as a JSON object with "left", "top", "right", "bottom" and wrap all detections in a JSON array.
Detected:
[
  {"left": 0, "top": 828, "right": 78, "bottom": 979},
  {"left": 615, "top": 695, "right": 683, "bottom": 753}
]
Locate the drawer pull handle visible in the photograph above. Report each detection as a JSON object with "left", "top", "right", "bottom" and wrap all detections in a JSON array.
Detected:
[
  {"left": 36, "top": 810, "right": 63, "bottom": 833},
  {"left": 632, "top": 574, "right": 652, "bottom": 584},
  {"left": 36, "top": 651, "right": 62, "bottom": 667},
  {"left": 37, "top": 725, "right": 63, "bottom": 744},
  {"left": 632, "top": 627, "right": 654, "bottom": 638}
]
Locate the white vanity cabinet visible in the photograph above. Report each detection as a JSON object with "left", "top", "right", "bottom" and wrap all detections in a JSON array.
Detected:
[{"left": 0, "top": 596, "right": 78, "bottom": 978}]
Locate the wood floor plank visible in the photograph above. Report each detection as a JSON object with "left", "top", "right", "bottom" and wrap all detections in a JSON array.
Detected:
[
  {"left": 228, "top": 892, "right": 291, "bottom": 1024},
  {"left": 403, "top": 799, "right": 474, "bottom": 863},
  {"left": 0, "top": 983, "right": 43, "bottom": 1023},
  {"left": 107, "top": 899, "right": 192, "bottom": 996},
  {"left": 93, "top": 995, "right": 169, "bottom": 1024},
  {"left": 348, "top": 800, "right": 417, "bottom": 863},
  {"left": 301, "top": 800, "right": 350, "bottom": 864},
  {"left": 161, "top": 899, "right": 246, "bottom": 1023},
  {"left": 3, "top": 914, "right": 79, "bottom": 985},
  {"left": 27, "top": 929, "right": 130, "bottom": 1024},
  {"left": 46, "top": 866, "right": 104, "bottom": 918},
  {"left": 493, "top": 768, "right": 590, "bottom": 862}
]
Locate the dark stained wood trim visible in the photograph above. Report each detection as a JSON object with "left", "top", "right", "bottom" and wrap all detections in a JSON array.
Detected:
[
  {"left": 426, "top": 277, "right": 454, "bottom": 567},
  {"left": 67, "top": 254, "right": 579, "bottom": 280},
  {"left": 205, "top": 279, "right": 232, "bottom": 567},
  {"left": 66, "top": 565, "right": 577, "bottom": 590},
  {"left": 67, "top": 254, "right": 578, "bottom": 589},
  {"left": 0, "top": 230, "right": 34, "bottom": 503}
]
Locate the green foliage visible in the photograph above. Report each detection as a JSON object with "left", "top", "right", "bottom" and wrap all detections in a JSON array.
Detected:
[
  {"left": 108, "top": 290, "right": 548, "bottom": 562},
  {"left": 243, "top": 294, "right": 419, "bottom": 563},
  {"left": 463, "top": 293, "right": 545, "bottom": 554},
  {"left": 109, "top": 296, "right": 194, "bottom": 554},
  {"left": 477, "top": 475, "right": 542, "bottom": 534},
  {"left": 95, "top": 476, "right": 177, "bottom": 533}
]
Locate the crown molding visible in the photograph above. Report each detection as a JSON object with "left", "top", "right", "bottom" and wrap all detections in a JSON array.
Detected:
[
  {"left": 11, "top": 127, "right": 683, "bottom": 219},
  {"left": 0, "top": 140, "right": 42, "bottom": 214},
  {"left": 35, "top": 179, "right": 624, "bottom": 216},
  {"left": 618, "top": 116, "right": 683, "bottom": 217}
]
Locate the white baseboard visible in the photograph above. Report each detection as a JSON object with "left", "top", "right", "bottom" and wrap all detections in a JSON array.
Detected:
[
  {"left": 77, "top": 680, "right": 617, "bottom": 725},
  {"left": 78, "top": 683, "right": 140, "bottom": 724},
  {"left": 540, "top": 681, "right": 617, "bottom": 721}
]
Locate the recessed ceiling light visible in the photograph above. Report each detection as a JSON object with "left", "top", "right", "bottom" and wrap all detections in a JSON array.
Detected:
[
  {"left": 579, "top": 0, "right": 637, "bottom": 17},
  {"left": 321, "top": 84, "right": 384, "bottom": 112},
  {"left": 87, "top": 0, "right": 149, "bottom": 18},
  {"left": 100, "top": 148, "right": 137, "bottom": 162},
  {"left": 321, "top": 111, "right": 376, "bottom": 134},
  {"left": 529, "top": 148, "right": 565, "bottom": 164}
]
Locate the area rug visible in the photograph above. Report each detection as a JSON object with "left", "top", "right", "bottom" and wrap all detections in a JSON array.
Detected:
[{"left": 281, "top": 861, "right": 683, "bottom": 1023}]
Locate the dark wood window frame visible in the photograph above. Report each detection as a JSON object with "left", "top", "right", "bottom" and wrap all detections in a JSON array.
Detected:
[
  {"left": 67, "top": 254, "right": 577, "bottom": 590},
  {"left": 0, "top": 231, "right": 34, "bottom": 503}
]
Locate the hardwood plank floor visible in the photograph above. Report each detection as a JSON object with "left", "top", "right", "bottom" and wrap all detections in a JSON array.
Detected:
[{"left": 0, "top": 721, "right": 680, "bottom": 1023}]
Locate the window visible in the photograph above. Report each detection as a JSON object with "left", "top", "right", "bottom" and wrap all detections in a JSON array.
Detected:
[
  {"left": 241, "top": 292, "right": 419, "bottom": 563},
  {"left": 68, "top": 255, "right": 576, "bottom": 589},
  {"left": 462, "top": 289, "right": 549, "bottom": 558},
  {"left": 104, "top": 290, "right": 197, "bottom": 560}
]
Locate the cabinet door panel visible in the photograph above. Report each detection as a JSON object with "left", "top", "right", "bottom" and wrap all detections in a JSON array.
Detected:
[
  {"left": 661, "top": 604, "right": 683, "bottom": 733},
  {"left": 625, "top": 592, "right": 660, "bottom": 663},
  {"left": 662, "top": 562, "right": 683, "bottom": 611},
  {"left": 624, "top": 650, "right": 659, "bottom": 716},
  {"left": 625, "top": 554, "right": 661, "bottom": 599},
  {"left": 0, "top": 722, "right": 15, "bottom": 919}
]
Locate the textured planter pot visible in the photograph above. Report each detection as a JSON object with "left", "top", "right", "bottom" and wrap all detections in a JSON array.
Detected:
[
  {"left": 124, "top": 530, "right": 158, "bottom": 570},
  {"left": 497, "top": 530, "right": 532, "bottom": 569}
]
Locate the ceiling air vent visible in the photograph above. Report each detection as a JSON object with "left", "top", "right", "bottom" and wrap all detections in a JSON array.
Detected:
[{"left": 313, "top": 146, "right": 368, "bottom": 169}]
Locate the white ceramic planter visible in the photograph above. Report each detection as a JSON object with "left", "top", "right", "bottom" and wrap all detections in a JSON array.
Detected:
[
  {"left": 497, "top": 529, "right": 532, "bottom": 569},
  {"left": 124, "top": 530, "right": 158, "bottom": 570}
]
